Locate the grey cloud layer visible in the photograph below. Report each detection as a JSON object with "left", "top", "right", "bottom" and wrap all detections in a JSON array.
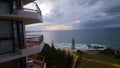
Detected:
[{"left": 27, "top": 0, "right": 120, "bottom": 31}]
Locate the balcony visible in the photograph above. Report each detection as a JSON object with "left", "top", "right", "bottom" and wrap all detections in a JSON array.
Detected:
[
  {"left": 0, "top": 35, "right": 44, "bottom": 63},
  {"left": 18, "top": 35, "right": 44, "bottom": 55},
  {"left": 0, "top": 2, "right": 42, "bottom": 25},
  {"left": 27, "top": 58, "right": 46, "bottom": 68}
]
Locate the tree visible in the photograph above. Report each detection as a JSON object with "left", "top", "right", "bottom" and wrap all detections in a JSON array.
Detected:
[
  {"left": 51, "top": 40, "right": 55, "bottom": 49},
  {"left": 41, "top": 43, "right": 77, "bottom": 68},
  {"left": 101, "top": 48, "right": 114, "bottom": 55},
  {"left": 76, "top": 50, "right": 84, "bottom": 54},
  {"left": 71, "top": 38, "right": 75, "bottom": 52}
]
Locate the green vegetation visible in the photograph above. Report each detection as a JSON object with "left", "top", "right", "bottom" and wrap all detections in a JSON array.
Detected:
[
  {"left": 101, "top": 48, "right": 114, "bottom": 55},
  {"left": 82, "top": 53, "right": 120, "bottom": 65},
  {"left": 40, "top": 43, "right": 81, "bottom": 68},
  {"left": 78, "top": 51, "right": 120, "bottom": 68},
  {"left": 101, "top": 48, "right": 120, "bottom": 59},
  {"left": 29, "top": 43, "right": 120, "bottom": 68},
  {"left": 82, "top": 60, "right": 120, "bottom": 68}
]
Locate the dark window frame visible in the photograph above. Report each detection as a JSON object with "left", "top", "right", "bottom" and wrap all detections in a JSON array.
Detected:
[
  {"left": 0, "top": 20, "right": 14, "bottom": 54},
  {"left": 14, "top": 21, "right": 25, "bottom": 49},
  {"left": 0, "top": 0, "right": 9, "bottom": 2},
  {"left": 0, "top": 0, "right": 24, "bottom": 54},
  {"left": 0, "top": 19, "right": 25, "bottom": 55},
  {"left": 0, "top": 0, "right": 21, "bottom": 13},
  {"left": 0, "top": 0, "right": 13, "bottom": 14}
]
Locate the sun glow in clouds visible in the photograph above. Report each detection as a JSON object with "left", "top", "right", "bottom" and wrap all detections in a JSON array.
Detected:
[{"left": 45, "top": 25, "right": 73, "bottom": 30}]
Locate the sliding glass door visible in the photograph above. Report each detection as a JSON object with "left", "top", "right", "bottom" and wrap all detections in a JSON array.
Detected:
[
  {"left": 0, "top": 0, "right": 13, "bottom": 54},
  {"left": 0, "top": 21, "right": 14, "bottom": 54},
  {"left": 0, "top": 21, "right": 25, "bottom": 54}
]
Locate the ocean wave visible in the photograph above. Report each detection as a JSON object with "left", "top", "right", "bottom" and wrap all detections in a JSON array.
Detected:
[{"left": 53, "top": 43, "right": 107, "bottom": 50}]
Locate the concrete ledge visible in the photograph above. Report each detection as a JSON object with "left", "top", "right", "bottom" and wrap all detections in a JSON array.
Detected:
[{"left": 0, "top": 42, "right": 44, "bottom": 63}]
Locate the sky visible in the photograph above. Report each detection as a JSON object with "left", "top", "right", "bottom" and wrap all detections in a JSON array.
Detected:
[{"left": 26, "top": 0, "right": 120, "bottom": 31}]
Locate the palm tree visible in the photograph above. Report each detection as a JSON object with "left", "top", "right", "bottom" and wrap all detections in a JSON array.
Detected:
[
  {"left": 51, "top": 40, "right": 55, "bottom": 49},
  {"left": 71, "top": 38, "right": 75, "bottom": 52}
]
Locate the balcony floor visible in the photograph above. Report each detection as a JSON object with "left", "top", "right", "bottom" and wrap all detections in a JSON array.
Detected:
[{"left": 33, "top": 63, "right": 42, "bottom": 68}]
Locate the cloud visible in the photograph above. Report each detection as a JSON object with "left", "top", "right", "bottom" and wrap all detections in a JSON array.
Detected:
[
  {"left": 38, "top": 1, "right": 55, "bottom": 17},
  {"left": 45, "top": 25, "right": 74, "bottom": 30},
  {"left": 72, "top": 20, "right": 81, "bottom": 24},
  {"left": 26, "top": 0, "right": 120, "bottom": 31}
]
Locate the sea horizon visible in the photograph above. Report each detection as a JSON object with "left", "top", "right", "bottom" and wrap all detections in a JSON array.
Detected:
[{"left": 26, "top": 27, "right": 120, "bottom": 49}]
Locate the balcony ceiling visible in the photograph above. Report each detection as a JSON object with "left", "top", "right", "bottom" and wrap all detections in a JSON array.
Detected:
[
  {"left": 22, "top": 0, "right": 36, "bottom": 5},
  {"left": 0, "top": 14, "right": 42, "bottom": 25}
]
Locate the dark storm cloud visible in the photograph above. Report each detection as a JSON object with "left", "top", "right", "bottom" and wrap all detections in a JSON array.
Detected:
[
  {"left": 103, "top": 6, "right": 120, "bottom": 15},
  {"left": 26, "top": 0, "right": 120, "bottom": 30}
]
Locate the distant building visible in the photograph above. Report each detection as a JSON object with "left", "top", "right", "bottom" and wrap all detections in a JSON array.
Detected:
[{"left": 0, "top": 0, "right": 44, "bottom": 68}]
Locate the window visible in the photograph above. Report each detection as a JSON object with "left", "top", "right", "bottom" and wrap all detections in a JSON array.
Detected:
[
  {"left": 0, "top": 21, "right": 14, "bottom": 54},
  {"left": 0, "top": 1, "right": 10, "bottom": 14},
  {"left": 0, "top": 0, "right": 24, "bottom": 54},
  {"left": 13, "top": 22, "right": 25, "bottom": 49},
  {"left": 0, "top": 21, "right": 12, "bottom": 38}
]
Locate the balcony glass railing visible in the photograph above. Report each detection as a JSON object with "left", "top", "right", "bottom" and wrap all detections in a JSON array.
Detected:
[
  {"left": 25, "top": 35, "right": 43, "bottom": 48},
  {"left": 23, "top": 2, "right": 42, "bottom": 16},
  {"left": 27, "top": 57, "right": 45, "bottom": 68}
]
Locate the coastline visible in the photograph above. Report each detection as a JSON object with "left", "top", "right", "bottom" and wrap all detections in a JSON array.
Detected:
[
  {"left": 54, "top": 43, "right": 120, "bottom": 52},
  {"left": 53, "top": 43, "right": 107, "bottom": 51}
]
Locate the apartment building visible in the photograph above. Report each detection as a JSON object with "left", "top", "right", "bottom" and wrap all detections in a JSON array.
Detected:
[{"left": 0, "top": 0, "right": 44, "bottom": 68}]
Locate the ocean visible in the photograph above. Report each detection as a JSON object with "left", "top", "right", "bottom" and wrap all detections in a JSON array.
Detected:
[{"left": 26, "top": 28, "right": 120, "bottom": 50}]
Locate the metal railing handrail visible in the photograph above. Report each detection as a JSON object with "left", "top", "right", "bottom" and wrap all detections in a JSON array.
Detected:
[
  {"left": 33, "top": 2, "right": 42, "bottom": 15},
  {"left": 23, "top": 8, "right": 37, "bottom": 12},
  {"left": 28, "top": 58, "right": 44, "bottom": 64},
  {"left": 23, "top": 2, "right": 42, "bottom": 15},
  {"left": 28, "top": 57, "right": 45, "bottom": 68},
  {"left": 26, "top": 35, "right": 43, "bottom": 39},
  {"left": 25, "top": 35, "right": 43, "bottom": 47},
  {"left": 13, "top": 2, "right": 42, "bottom": 16}
]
